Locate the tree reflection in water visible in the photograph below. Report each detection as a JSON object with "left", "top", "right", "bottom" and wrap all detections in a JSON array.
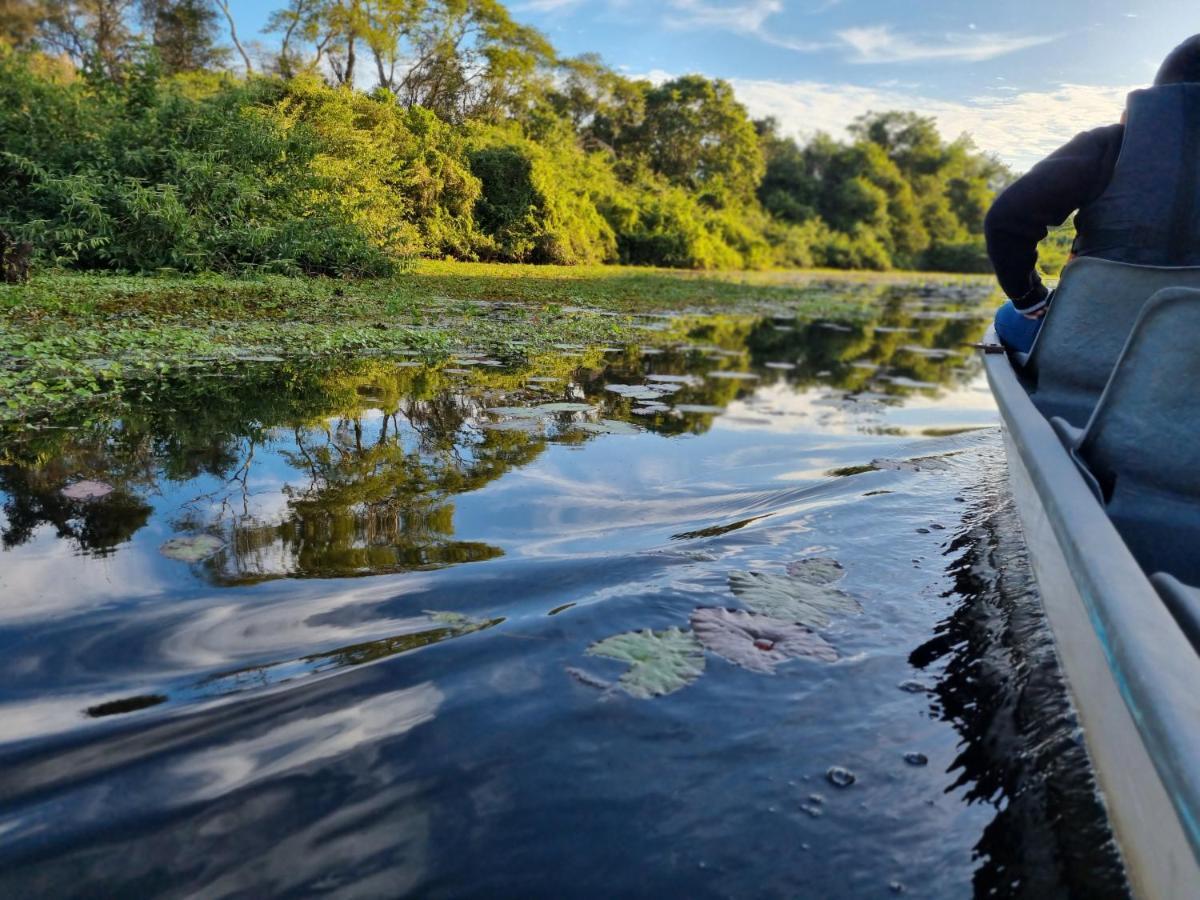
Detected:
[{"left": 0, "top": 288, "right": 991, "bottom": 585}]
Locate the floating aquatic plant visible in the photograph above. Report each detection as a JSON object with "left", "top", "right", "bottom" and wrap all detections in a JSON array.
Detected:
[
  {"left": 159, "top": 534, "right": 225, "bottom": 562},
  {"left": 786, "top": 557, "right": 845, "bottom": 586},
  {"left": 728, "top": 571, "right": 861, "bottom": 628},
  {"left": 586, "top": 627, "right": 705, "bottom": 699},
  {"left": 690, "top": 607, "right": 837, "bottom": 673},
  {"left": 575, "top": 419, "right": 640, "bottom": 435},
  {"left": 61, "top": 480, "right": 114, "bottom": 501}
]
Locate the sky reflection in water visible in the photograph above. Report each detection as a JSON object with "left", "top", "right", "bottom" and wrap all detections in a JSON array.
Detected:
[{"left": 0, "top": 286, "right": 1125, "bottom": 897}]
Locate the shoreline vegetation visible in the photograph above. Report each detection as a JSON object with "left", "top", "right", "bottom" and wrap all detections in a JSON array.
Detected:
[
  {"left": 3, "top": 0, "right": 1028, "bottom": 281},
  {"left": 0, "top": 262, "right": 996, "bottom": 427}
]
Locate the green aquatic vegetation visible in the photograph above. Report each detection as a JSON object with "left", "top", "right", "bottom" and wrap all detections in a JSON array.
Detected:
[
  {"left": 728, "top": 571, "right": 862, "bottom": 629},
  {"left": 785, "top": 557, "right": 846, "bottom": 586},
  {"left": 690, "top": 607, "right": 838, "bottom": 673},
  {"left": 587, "top": 627, "right": 706, "bottom": 699}
]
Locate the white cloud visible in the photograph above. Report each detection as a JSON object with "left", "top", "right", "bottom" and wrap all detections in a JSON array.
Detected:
[
  {"left": 837, "top": 25, "right": 1056, "bottom": 64},
  {"left": 664, "top": 0, "right": 829, "bottom": 52},
  {"left": 725, "top": 77, "right": 1135, "bottom": 170},
  {"left": 516, "top": 0, "right": 584, "bottom": 10}
]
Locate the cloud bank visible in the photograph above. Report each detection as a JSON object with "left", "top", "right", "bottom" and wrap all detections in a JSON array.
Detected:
[{"left": 726, "top": 77, "right": 1135, "bottom": 170}]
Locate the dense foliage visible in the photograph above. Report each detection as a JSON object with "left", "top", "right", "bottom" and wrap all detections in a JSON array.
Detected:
[{"left": 0, "top": 0, "right": 1014, "bottom": 276}]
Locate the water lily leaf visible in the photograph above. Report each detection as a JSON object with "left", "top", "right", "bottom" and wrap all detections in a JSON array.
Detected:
[
  {"left": 729, "top": 571, "right": 861, "bottom": 628},
  {"left": 646, "top": 374, "right": 702, "bottom": 386},
  {"left": 61, "top": 480, "right": 114, "bottom": 501},
  {"left": 160, "top": 534, "right": 225, "bottom": 562},
  {"left": 690, "top": 608, "right": 837, "bottom": 673},
  {"left": 486, "top": 402, "right": 593, "bottom": 418},
  {"left": 706, "top": 371, "right": 759, "bottom": 381},
  {"left": 605, "top": 384, "right": 664, "bottom": 401},
  {"left": 675, "top": 404, "right": 724, "bottom": 414},
  {"left": 786, "top": 557, "right": 845, "bottom": 585},
  {"left": 575, "top": 420, "right": 641, "bottom": 435},
  {"left": 536, "top": 402, "right": 595, "bottom": 414},
  {"left": 587, "top": 627, "right": 705, "bottom": 699}
]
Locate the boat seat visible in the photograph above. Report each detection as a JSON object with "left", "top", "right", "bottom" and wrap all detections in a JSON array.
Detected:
[
  {"left": 1059, "top": 287, "right": 1200, "bottom": 583},
  {"left": 1023, "top": 258, "right": 1200, "bottom": 426},
  {"left": 1150, "top": 573, "right": 1200, "bottom": 652}
]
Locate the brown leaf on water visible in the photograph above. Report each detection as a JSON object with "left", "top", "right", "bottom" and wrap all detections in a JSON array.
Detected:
[
  {"left": 61, "top": 480, "right": 114, "bottom": 501},
  {"left": 691, "top": 607, "right": 837, "bottom": 673}
]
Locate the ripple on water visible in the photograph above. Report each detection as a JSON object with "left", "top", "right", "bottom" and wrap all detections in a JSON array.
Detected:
[{"left": 0, "top": 284, "right": 1123, "bottom": 897}]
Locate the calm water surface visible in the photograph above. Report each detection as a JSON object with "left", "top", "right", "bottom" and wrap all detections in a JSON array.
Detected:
[{"left": 0, "top": 287, "right": 1126, "bottom": 897}]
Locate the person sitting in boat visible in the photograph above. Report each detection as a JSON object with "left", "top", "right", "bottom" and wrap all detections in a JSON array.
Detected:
[{"left": 984, "top": 34, "right": 1200, "bottom": 352}]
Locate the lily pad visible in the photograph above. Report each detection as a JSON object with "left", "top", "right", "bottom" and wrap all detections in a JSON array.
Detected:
[
  {"left": 61, "top": 480, "right": 114, "bottom": 501},
  {"left": 587, "top": 627, "right": 705, "bottom": 699},
  {"left": 535, "top": 402, "right": 595, "bottom": 414},
  {"left": 646, "top": 374, "right": 702, "bottom": 386},
  {"left": 575, "top": 420, "right": 641, "bottom": 435},
  {"left": 674, "top": 404, "right": 724, "bottom": 414},
  {"left": 605, "top": 384, "right": 665, "bottom": 401},
  {"left": 690, "top": 608, "right": 837, "bottom": 673},
  {"left": 728, "top": 571, "right": 861, "bottom": 628},
  {"left": 786, "top": 557, "right": 845, "bottom": 585},
  {"left": 706, "top": 371, "right": 759, "bottom": 381},
  {"left": 160, "top": 534, "right": 225, "bottom": 562}
]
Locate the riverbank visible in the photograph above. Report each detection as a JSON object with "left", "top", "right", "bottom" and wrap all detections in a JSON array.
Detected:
[{"left": 0, "top": 261, "right": 994, "bottom": 426}]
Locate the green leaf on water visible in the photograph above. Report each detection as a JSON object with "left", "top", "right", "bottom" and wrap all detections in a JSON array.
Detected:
[
  {"left": 587, "top": 627, "right": 705, "bottom": 699},
  {"left": 786, "top": 557, "right": 845, "bottom": 585},
  {"left": 728, "top": 571, "right": 861, "bottom": 628}
]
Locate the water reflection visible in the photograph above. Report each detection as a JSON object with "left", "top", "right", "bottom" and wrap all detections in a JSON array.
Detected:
[
  {"left": 5, "top": 284, "right": 1122, "bottom": 899},
  {"left": 910, "top": 465, "right": 1129, "bottom": 899},
  {"left": 1, "top": 288, "right": 991, "bottom": 586}
]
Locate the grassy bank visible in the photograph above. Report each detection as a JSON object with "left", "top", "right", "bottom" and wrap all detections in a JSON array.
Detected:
[{"left": 0, "top": 261, "right": 994, "bottom": 427}]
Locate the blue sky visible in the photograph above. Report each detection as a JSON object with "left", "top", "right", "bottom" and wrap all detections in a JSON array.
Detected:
[{"left": 230, "top": 1, "right": 1200, "bottom": 169}]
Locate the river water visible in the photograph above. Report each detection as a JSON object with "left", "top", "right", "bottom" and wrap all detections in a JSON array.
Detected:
[{"left": 0, "top": 286, "right": 1127, "bottom": 897}]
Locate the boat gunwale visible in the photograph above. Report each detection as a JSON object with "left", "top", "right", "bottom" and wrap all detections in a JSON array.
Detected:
[{"left": 982, "top": 334, "right": 1200, "bottom": 860}]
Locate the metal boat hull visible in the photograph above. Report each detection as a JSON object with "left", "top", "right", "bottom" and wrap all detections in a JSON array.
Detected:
[{"left": 985, "top": 336, "right": 1200, "bottom": 898}]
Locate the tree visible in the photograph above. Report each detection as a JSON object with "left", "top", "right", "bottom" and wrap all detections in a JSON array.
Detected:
[
  {"left": 139, "top": 0, "right": 228, "bottom": 73},
  {"left": 546, "top": 53, "right": 644, "bottom": 150},
  {"left": 616, "top": 75, "right": 764, "bottom": 207},
  {"left": 37, "top": 0, "right": 138, "bottom": 78},
  {"left": 265, "top": 0, "right": 554, "bottom": 116},
  {"left": 0, "top": 0, "right": 45, "bottom": 49},
  {"left": 212, "top": 0, "right": 252, "bottom": 73}
]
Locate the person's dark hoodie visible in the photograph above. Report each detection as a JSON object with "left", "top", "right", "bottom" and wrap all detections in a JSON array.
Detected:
[{"left": 984, "top": 34, "right": 1200, "bottom": 312}]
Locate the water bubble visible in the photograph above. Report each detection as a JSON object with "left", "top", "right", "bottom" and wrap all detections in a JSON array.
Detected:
[
  {"left": 799, "top": 804, "right": 823, "bottom": 818},
  {"left": 916, "top": 527, "right": 931, "bottom": 534},
  {"left": 890, "top": 881, "right": 906, "bottom": 894},
  {"left": 903, "top": 752, "right": 929, "bottom": 767},
  {"left": 826, "top": 766, "right": 856, "bottom": 788},
  {"left": 898, "top": 680, "right": 929, "bottom": 693}
]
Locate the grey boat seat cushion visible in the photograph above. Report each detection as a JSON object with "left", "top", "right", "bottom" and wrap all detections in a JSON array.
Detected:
[
  {"left": 1150, "top": 573, "right": 1200, "bottom": 652},
  {"left": 1064, "top": 288, "right": 1200, "bottom": 583},
  {"left": 1023, "top": 257, "right": 1200, "bottom": 426}
]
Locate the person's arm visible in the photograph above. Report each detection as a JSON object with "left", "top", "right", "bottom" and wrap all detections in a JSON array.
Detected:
[{"left": 984, "top": 124, "right": 1123, "bottom": 313}]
